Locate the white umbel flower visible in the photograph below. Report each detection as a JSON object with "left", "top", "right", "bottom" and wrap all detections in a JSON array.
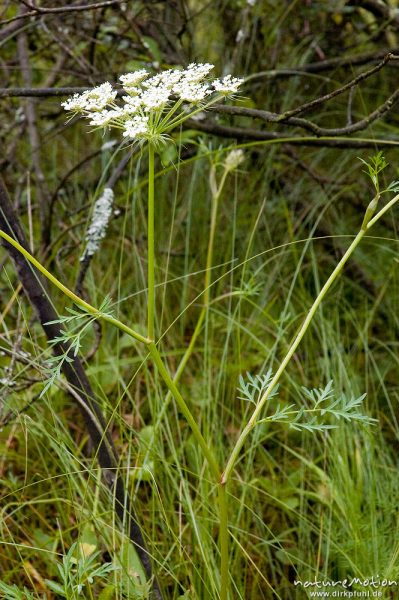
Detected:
[
  {"left": 122, "top": 96, "right": 143, "bottom": 115},
  {"left": 173, "top": 81, "right": 211, "bottom": 103},
  {"left": 141, "top": 85, "right": 171, "bottom": 111},
  {"left": 89, "top": 108, "right": 123, "bottom": 127},
  {"left": 120, "top": 70, "right": 149, "bottom": 89},
  {"left": 213, "top": 75, "right": 244, "bottom": 95},
  {"left": 123, "top": 115, "right": 150, "bottom": 139},
  {"left": 62, "top": 82, "right": 117, "bottom": 112},
  {"left": 81, "top": 187, "right": 114, "bottom": 260},
  {"left": 143, "top": 69, "right": 182, "bottom": 90},
  {"left": 62, "top": 63, "right": 244, "bottom": 146},
  {"left": 183, "top": 63, "right": 214, "bottom": 83}
]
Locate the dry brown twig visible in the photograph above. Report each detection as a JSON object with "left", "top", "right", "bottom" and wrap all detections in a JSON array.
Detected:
[{"left": 1, "top": 0, "right": 127, "bottom": 26}]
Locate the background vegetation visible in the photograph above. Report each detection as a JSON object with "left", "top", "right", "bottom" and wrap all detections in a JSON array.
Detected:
[{"left": 1, "top": 1, "right": 399, "bottom": 598}]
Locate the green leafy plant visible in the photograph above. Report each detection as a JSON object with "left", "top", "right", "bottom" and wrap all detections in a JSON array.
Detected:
[
  {"left": 1, "top": 57, "right": 399, "bottom": 599},
  {"left": 0, "top": 582, "right": 37, "bottom": 600},
  {"left": 41, "top": 297, "right": 113, "bottom": 396},
  {"left": 44, "top": 542, "right": 117, "bottom": 599}
]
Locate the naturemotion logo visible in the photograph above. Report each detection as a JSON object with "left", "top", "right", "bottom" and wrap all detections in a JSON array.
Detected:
[{"left": 294, "top": 576, "right": 399, "bottom": 598}]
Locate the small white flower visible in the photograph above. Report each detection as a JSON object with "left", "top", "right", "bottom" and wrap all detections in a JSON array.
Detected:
[
  {"left": 83, "top": 82, "right": 117, "bottom": 110},
  {"left": 213, "top": 75, "right": 244, "bottom": 95},
  {"left": 120, "top": 70, "right": 148, "bottom": 89},
  {"left": 62, "top": 82, "right": 117, "bottom": 112},
  {"left": 121, "top": 86, "right": 141, "bottom": 97},
  {"left": 159, "top": 69, "right": 184, "bottom": 88},
  {"left": 141, "top": 85, "right": 171, "bottom": 111},
  {"left": 89, "top": 108, "right": 123, "bottom": 127},
  {"left": 123, "top": 115, "right": 150, "bottom": 139},
  {"left": 143, "top": 69, "right": 182, "bottom": 90},
  {"left": 173, "top": 82, "right": 211, "bottom": 103},
  {"left": 122, "top": 95, "right": 143, "bottom": 115},
  {"left": 183, "top": 63, "right": 214, "bottom": 83},
  {"left": 61, "top": 93, "right": 87, "bottom": 112}
]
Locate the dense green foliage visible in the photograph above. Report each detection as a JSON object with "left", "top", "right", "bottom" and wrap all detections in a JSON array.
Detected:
[{"left": 1, "top": 1, "right": 399, "bottom": 598}]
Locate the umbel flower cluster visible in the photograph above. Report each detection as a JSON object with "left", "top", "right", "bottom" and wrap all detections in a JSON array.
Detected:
[{"left": 62, "top": 63, "right": 243, "bottom": 146}]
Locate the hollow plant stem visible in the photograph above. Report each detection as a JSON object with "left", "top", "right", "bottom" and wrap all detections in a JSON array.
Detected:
[
  {"left": 147, "top": 341, "right": 220, "bottom": 480},
  {"left": 139, "top": 166, "right": 227, "bottom": 475},
  {"left": 222, "top": 192, "right": 399, "bottom": 485},
  {"left": 144, "top": 164, "right": 231, "bottom": 598},
  {"left": 147, "top": 143, "right": 156, "bottom": 340},
  {"left": 218, "top": 483, "right": 229, "bottom": 600}
]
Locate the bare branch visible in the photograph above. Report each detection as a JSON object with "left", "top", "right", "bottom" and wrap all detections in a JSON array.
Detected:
[
  {"left": 211, "top": 83, "right": 399, "bottom": 137},
  {"left": 1, "top": 0, "right": 126, "bottom": 25},
  {"left": 185, "top": 118, "right": 399, "bottom": 148},
  {"left": 246, "top": 47, "right": 399, "bottom": 82},
  {"left": 278, "top": 53, "right": 399, "bottom": 119},
  {"left": 0, "top": 87, "right": 96, "bottom": 97}
]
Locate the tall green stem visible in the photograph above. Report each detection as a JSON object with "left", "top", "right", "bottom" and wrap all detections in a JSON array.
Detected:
[
  {"left": 147, "top": 143, "right": 156, "bottom": 341},
  {"left": 164, "top": 167, "right": 229, "bottom": 390},
  {"left": 218, "top": 483, "right": 229, "bottom": 600},
  {"left": 222, "top": 187, "right": 399, "bottom": 485},
  {"left": 222, "top": 228, "right": 366, "bottom": 483},
  {"left": 147, "top": 341, "right": 220, "bottom": 481},
  {"left": 145, "top": 165, "right": 231, "bottom": 598}
]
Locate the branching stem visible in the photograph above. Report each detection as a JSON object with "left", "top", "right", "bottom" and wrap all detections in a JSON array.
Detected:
[
  {"left": 0, "top": 229, "right": 151, "bottom": 345},
  {"left": 3, "top": 157, "right": 398, "bottom": 600},
  {"left": 222, "top": 192, "right": 399, "bottom": 485}
]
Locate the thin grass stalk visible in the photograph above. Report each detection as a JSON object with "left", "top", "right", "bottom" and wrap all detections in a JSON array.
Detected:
[{"left": 218, "top": 483, "right": 229, "bottom": 600}]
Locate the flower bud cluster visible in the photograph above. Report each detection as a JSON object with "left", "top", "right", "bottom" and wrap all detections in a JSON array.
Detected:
[
  {"left": 223, "top": 148, "right": 245, "bottom": 172},
  {"left": 62, "top": 63, "right": 243, "bottom": 145},
  {"left": 81, "top": 187, "right": 114, "bottom": 260}
]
